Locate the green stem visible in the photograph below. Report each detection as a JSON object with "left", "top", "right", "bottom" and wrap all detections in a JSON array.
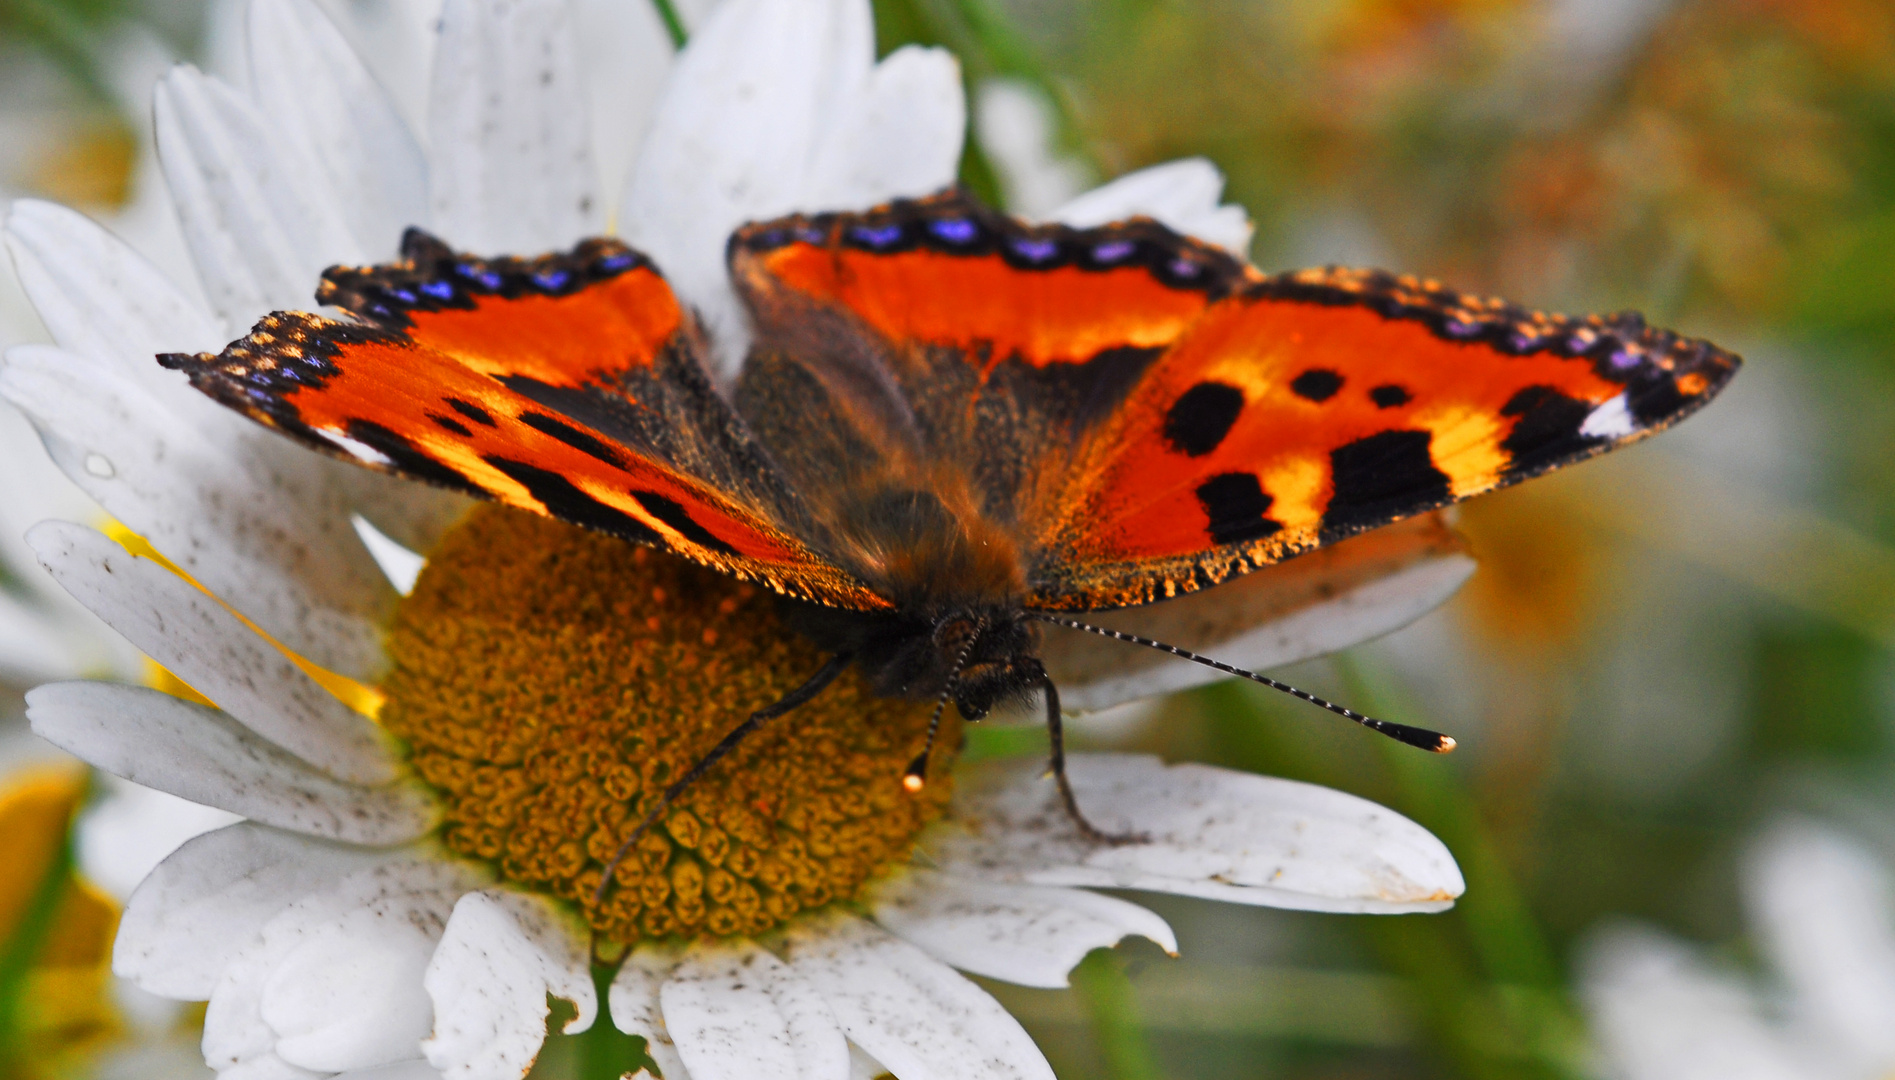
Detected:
[
  {"left": 0, "top": 803, "right": 81, "bottom": 1079},
  {"left": 1070, "top": 948, "right": 1162, "bottom": 1080},
  {"left": 574, "top": 962, "right": 659, "bottom": 1080},
  {"left": 646, "top": 0, "right": 686, "bottom": 49}
]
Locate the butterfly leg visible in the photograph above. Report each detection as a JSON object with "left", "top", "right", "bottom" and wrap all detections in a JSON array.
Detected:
[
  {"left": 1038, "top": 670, "right": 1148, "bottom": 846},
  {"left": 593, "top": 651, "right": 855, "bottom": 905}
]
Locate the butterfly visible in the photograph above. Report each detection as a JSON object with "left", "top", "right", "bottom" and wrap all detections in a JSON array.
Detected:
[{"left": 159, "top": 188, "right": 1739, "bottom": 858}]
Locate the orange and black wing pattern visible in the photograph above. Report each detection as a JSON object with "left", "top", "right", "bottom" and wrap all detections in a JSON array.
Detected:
[
  {"left": 160, "top": 230, "right": 887, "bottom": 611},
  {"left": 726, "top": 192, "right": 1736, "bottom": 613},
  {"left": 1027, "top": 266, "right": 1740, "bottom": 609}
]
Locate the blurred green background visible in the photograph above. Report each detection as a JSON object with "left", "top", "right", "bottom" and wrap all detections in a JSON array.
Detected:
[{"left": 4, "top": 0, "right": 1895, "bottom": 1077}]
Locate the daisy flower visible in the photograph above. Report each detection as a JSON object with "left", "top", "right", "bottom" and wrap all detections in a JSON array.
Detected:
[
  {"left": 2, "top": 0, "right": 1471, "bottom": 1077},
  {"left": 1580, "top": 819, "right": 1895, "bottom": 1080}
]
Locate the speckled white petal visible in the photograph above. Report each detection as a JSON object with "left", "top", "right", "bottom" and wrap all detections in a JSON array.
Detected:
[
  {"left": 1051, "top": 158, "right": 1253, "bottom": 255},
  {"left": 1578, "top": 923, "right": 1822, "bottom": 1080},
  {"left": 1743, "top": 821, "right": 1895, "bottom": 1070},
  {"left": 116, "top": 821, "right": 402, "bottom": 998},
  {"left": 30, "top": 520, "right": 396, "bottom": 783},
  {"left": 247, "top": 0, "right": 429, "bottom": 258},
  {"left": 428, "top": 0, "right": 601, "bottom": 253},
  {"left": 26, "top": 681, "right": 437, "bottom": 845},
  {"left": 422, "top": 889, "right": 596, "bottom": 1080},
  {"left": 619, "top": 0, "right": 872, "bottom": 377},
  {"left": 609, "top": 945, "right": 691, "bottom": 1080},
  {"left": 154, "top": 64, "right": 365, "bottom": 326},
  {"left": 870, "top": 871, "right": 1175, "bottom": 989},
  {"left": 573, "top": 0, "right": 678, "bottom": 210},
  {"left": 0, "top": 344, "right": 394, "bottom": 678},
  {"left": 660, "top": 940, "right": 848, "bottom": 1080},
  {"left": 206, "top": 857, "right": 487, "bottom": 1076},
  {"left": 784, "top": 913, "right": 1054, "bottom": 1080},
  {"left": 928, "top": 754, "right": 1463, "bottom": 914},
  {"left": 3, "top": 200, "right": 227, "bottom": 391},
  {"left": 802, "top": 45, "right": 964, "bottom": 210},
  {"left": 1048, "top": 547, "right": 1476, "bottom": 713}
]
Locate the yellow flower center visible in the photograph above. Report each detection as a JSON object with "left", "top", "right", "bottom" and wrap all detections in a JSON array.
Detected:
[{"left": 378, "top": 506, "right": 956, "bottom": 944}]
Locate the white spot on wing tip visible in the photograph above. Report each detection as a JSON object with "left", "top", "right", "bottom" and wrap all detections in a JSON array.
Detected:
[{"left": 1578, "top": 393, "right": 1637, "bottom": 439}]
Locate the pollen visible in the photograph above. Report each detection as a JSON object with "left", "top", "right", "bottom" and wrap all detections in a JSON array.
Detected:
[{"left": 378, "top": 506, "right": 958, "bottom": 944}]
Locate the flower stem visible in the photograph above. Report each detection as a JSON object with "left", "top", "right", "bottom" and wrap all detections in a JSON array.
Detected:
[
  {"left": 1070, "top": 948, "right": 1163, "bottom": 1080},
  {"left": 646, "top": 0, "right": 686, "bottom": 49}
]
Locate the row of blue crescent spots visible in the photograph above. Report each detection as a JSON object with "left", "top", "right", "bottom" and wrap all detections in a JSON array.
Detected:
[
  {"left": 316, "top": 230, "right": 651, "bottom": 328},
  {"left": 733, "top": 192, "right": 1250, "bottom": 296}
]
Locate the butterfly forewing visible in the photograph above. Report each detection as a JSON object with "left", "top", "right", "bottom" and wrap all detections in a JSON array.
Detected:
[{"left": 160, "top": 230, "right": 890, "bottom": 611}]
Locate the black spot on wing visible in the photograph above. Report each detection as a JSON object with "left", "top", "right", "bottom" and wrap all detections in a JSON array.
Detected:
[
  {"left": 483, "top": 456, "right": 663, "bottom": 545},
  {"left": 1321, "top": 429, "right": 1451, "bottom": 540},
  {"left": 342, "top": 419, "right": 484, "bottom": 495},
  {"left": 1196, "top": 472, "right": 1283, "bottom": 546},
  {"left": 1163, "top": 381, "right": 1246, "bottom": 457},
  {"left": 426, "top": 411, "right": 473, "bottom": 437},
  {"left": 1499, "top": 385, "right": 1603, "bottom": 477},
  {"left": 447, "top": 398, "right": 497, "bottom": 427},
  {"left": 518, "top": 411, "right": 627, "bottom": 469},
  {"left": 631, "top": 490, "right": 740, "bottom": 555},
  {"left": 1291, "top": 369, "right": 1344, "bottom": 402},
  {"left": 1370, "top": 384, "right": 1411, "bottom": 408}
]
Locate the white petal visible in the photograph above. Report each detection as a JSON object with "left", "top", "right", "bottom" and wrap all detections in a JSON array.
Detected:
[
  {"left": 247, "top": 0, "right": 430, "bottom": 258},
  {"left": 1044, "top": 516, "right": 1475, "bottom": 713},
  {"left": 1051, "top": 158, "right": 1254, "bottom": 254},
  {"left": 27, "top": 680, "right": 437, "bottom": 845},
  {"left": 928, "top": 754, "right": 1463, "bottom": 914},
  {"left": 572, "top": 0, "right": 680, "bottom": 210},
  {"left": 116, "top": 820, "right": 401, "bottom": 998},
  {"left": 1742, "top": 821, "right": 1895, "bottom": 1068},
  {"left": 619, "top": 0, "right": 874, "bottom": 378},
  {"left": 154, "top": 64, "right": 365, "bottom": 326},
  {"left": 30, "top": 520, "right": 396, "bottom": 783},
  {"left": 422, "top": 889, "right": 597, "bottom": 1080},
  {"left": 661, "top": 939, "right": 848, "bottom": 1080},
  {"left": 428, "top": 0, "right": 602, "bottom": 253},
  {"left": 802, "top": 45, "right": 964, "bottom": 209},
  {"left": 870, "top": 870, "right": 1174, "bottom": 989},
  {"left": 0, "top": 345, "right": 393, "bottom": 678},
  {"left": 334, "top": 1061, "right": 443, "bottom": 1080},
  {"left": 77, "top": 776, "right": 242, "bottom": 904},
  {"left": 352, "top": 514, "right": 427, "bottom": 595},
  {"left": 609, "top": 945, "right": 691, "bottom": 1080},
  {"left": 206, "top": 857, "right": 485, "bottom": 1075},
  {"left": 3, "top": 200, "right": 227, "bottom": 388},
  {"left": 974, "top": 80, "right": 1087, "bottom": 217},
  {"left": 1577, "top": 922, "right": 1822, "bottom": 1080},
  {"left": 847, "top": 1043, "right": 889, "bottom": 1080},
  {"left": 784, "top": 913, "right": 1054, "bottom": 1080}
]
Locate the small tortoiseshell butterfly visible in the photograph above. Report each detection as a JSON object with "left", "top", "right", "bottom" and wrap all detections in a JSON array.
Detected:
[{"left": 161, "top": 190, "right": 1738, "bottom": 857}]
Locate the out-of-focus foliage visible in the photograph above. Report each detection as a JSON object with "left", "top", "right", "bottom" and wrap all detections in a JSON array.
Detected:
[{"left": 914, "top": 0, "right": 1895, "bottom": 1078}]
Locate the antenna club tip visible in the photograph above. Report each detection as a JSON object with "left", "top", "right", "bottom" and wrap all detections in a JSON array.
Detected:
[
  {"left": 1433, "top": 735, "right": 1457, "bottom": 753},
  {"left": 902, "top": 772, "right": 927, "bottom": 793}
]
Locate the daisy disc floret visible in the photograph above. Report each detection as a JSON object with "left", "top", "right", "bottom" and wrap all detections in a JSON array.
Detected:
[{"left": 385, "top": 506, "right": 956, "bottom": 942}]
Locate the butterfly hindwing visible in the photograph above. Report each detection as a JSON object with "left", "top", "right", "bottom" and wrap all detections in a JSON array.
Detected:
[{"left": 160, "top": 230, "right": 889, "bottom": 611}]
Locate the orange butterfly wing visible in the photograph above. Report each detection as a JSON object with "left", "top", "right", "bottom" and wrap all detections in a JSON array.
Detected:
[
  {"left": 728, "top": 196, "right": 1738, "bottom": 613},
  {"left": 1027, "top": 267, "right": 1739, "bottom": 608},
  {"left": 161, "top": 231, "right": 888, "bottom": 611}
]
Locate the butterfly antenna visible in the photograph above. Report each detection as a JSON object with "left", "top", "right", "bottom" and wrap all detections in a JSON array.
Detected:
[
  {"left": 1028, "top": 613, "right": 1455, "bottom": 753},
  {"left": 592, "top": 651, "right": 855, "bottom": 907},
  {"left": 903, "top": 627, "right": 981, "bottom": 792}
]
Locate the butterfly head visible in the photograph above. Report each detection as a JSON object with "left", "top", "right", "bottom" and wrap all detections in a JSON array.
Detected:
[{"left": 779, "top": 598, "right": 1043, "bottom": 721}]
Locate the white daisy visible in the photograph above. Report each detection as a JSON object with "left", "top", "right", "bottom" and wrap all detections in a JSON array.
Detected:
[
  {"left": 1579, "top": 819, "right": 1895, "bottom": 1080},
  {"left": 2, "top": 0, "right": 1472, "bottom": 1078}
]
